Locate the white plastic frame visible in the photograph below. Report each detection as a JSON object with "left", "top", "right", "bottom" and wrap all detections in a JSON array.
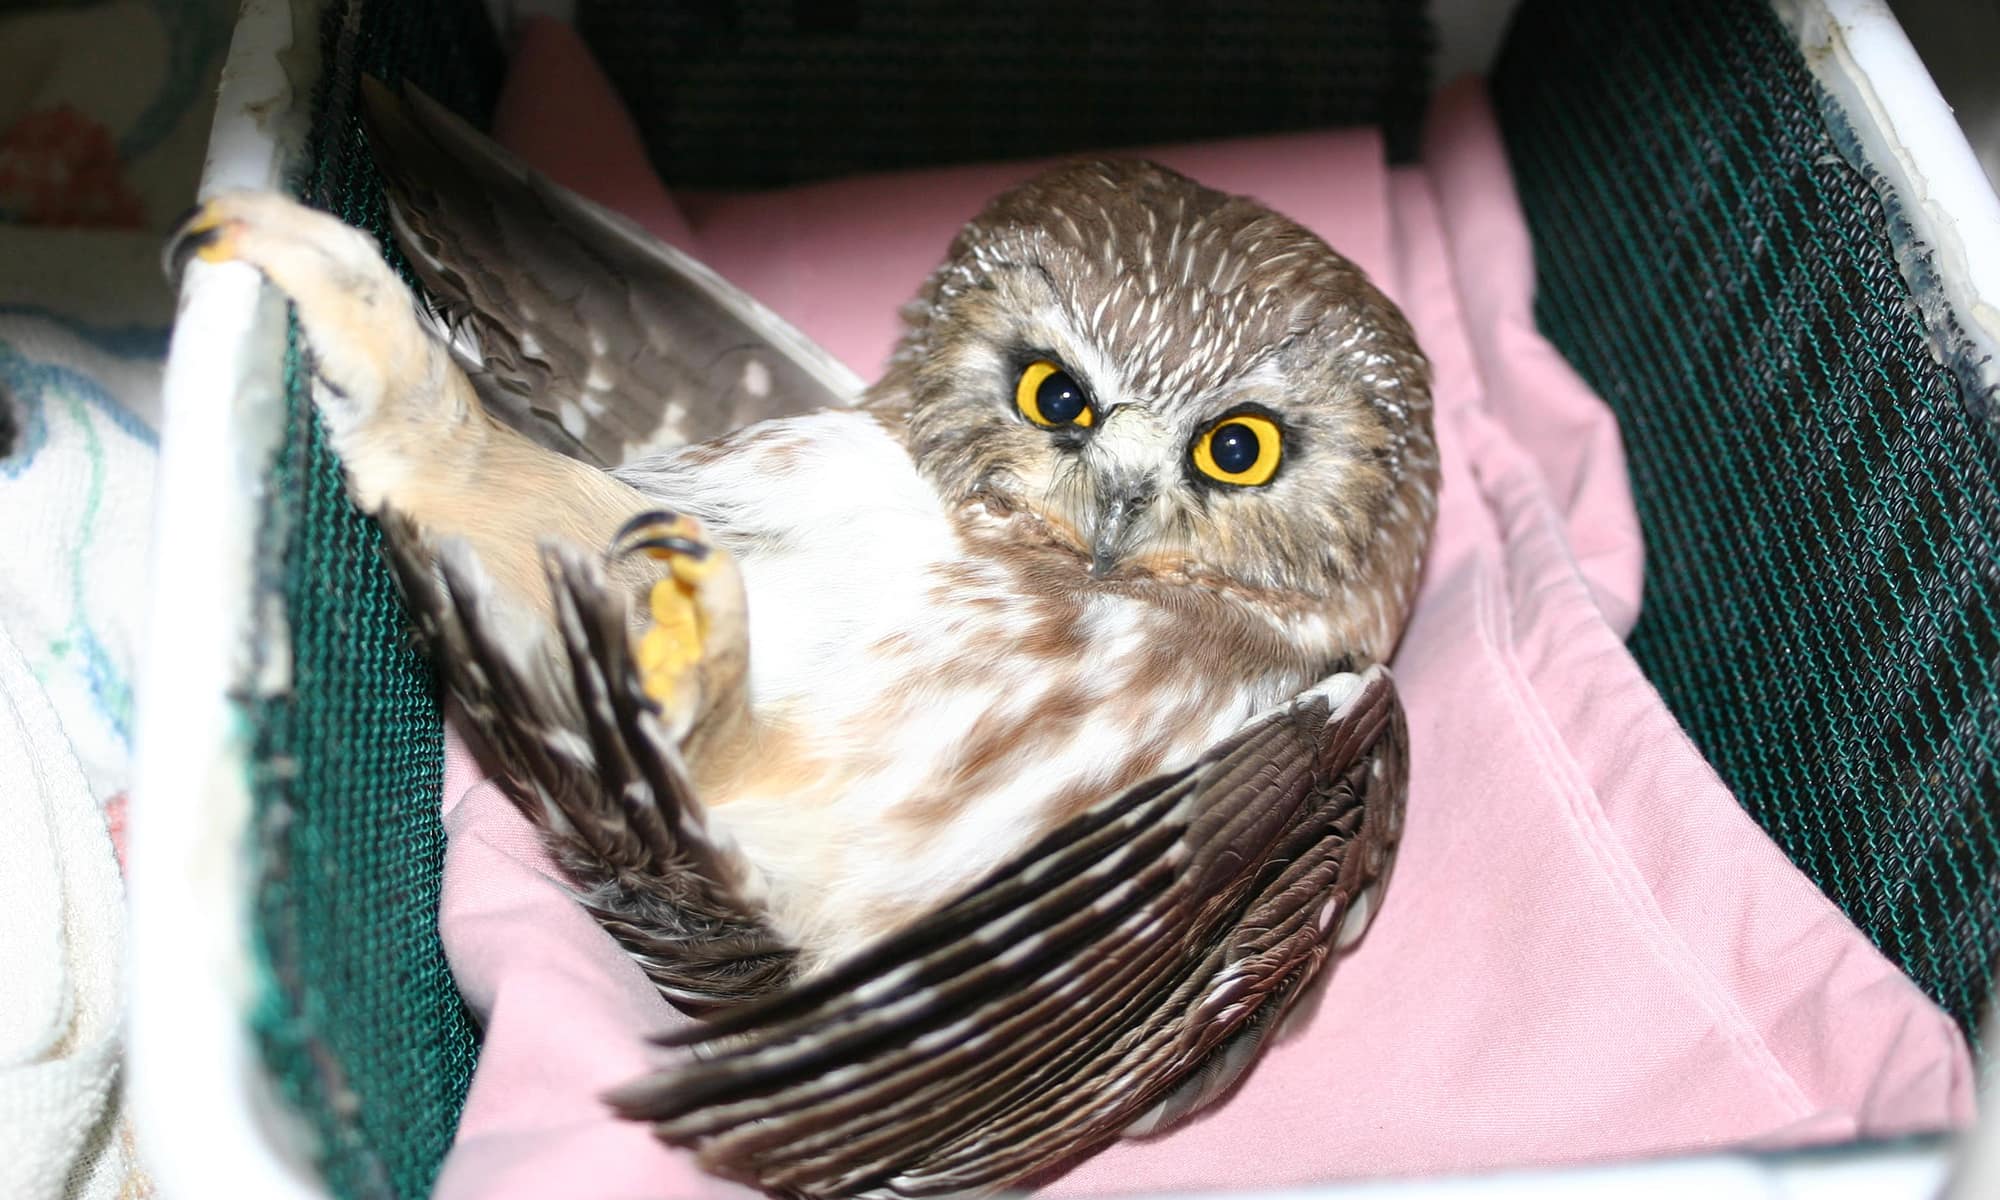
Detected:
[{"left": 129, "top": 0, "right": 329, "bottom": 1195}]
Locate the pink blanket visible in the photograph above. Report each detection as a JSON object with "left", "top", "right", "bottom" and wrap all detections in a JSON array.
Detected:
[{"left": 433, "top": 24, "right": 1974, "bottom": 1198}]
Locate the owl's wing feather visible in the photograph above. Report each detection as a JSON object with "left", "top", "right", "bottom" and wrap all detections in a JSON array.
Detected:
[
  {"left": 379, "top": 519, "right": 798, "bottom": 1010},
  {"left": 609, "top": 667, "right": 1407, "bottom": 1198},
  {"left": 359, "top": 77, "right": 863, "bottom": 467}
]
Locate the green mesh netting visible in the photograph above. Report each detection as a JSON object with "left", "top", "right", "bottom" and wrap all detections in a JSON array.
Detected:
[
  {"left": 574, "top": 0, "right": 1434, "bottom": 185},
  {"left": 248, "top": 0, "right": 502, "bottom": 1195},
  {"left": 1494, "top": 0, "right": 2000, "bottom": 1051}
]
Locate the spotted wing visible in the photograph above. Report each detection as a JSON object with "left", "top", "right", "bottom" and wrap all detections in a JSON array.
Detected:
[
  {"left": 380, "top": 518, "right": 797, "bottom": 1010},
  {"left": 359, "top": 77, "right": 862, "bottom": 467},
  {"left": 610, "top": 666, "right": 1408, "bottom": 1198}
]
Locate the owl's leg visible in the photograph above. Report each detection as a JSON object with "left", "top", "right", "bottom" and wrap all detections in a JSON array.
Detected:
[
  {"left": 166, "top": 192, "right": 751, "bottom": 761},
  {"left": 168, "top": 193, "right": 639, "bottom": 588},
  {"left": 608, "top": 510, "right": 752, "bottom": 768}
]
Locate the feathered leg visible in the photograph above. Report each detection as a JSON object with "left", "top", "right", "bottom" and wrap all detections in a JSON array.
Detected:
[
  {"left": 165, "top": 193, "right": 785, "bottom": 1006},
  {"left": 165, "top": 192, "right": 750, "bottom": 763}
]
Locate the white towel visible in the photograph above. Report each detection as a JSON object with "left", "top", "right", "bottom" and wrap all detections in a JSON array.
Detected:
[
  {"left": 0, "top": 615, "right": 142, "bottom": 1200},
  {"left": 0, "top": 3, "right": 227, "bottom": 1192},
  {"left": 0, "top": 232, "right": 166, "bottom": 810}
]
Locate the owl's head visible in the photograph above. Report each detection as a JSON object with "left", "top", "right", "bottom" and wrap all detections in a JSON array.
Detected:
[{"left": 877, "top": 160, "right": 1437, "bottom": 660}]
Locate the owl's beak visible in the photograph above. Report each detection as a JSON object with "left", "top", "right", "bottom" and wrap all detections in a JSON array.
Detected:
[
  {"left": 1088, "top": 490, "right": 1147, "bottom": 578},
  {"left": 1083, "top": 406, "right": 1165, "bottom": 578}
]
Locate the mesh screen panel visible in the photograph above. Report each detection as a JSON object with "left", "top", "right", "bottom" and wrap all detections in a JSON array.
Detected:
[
  {"left": 1494, "top": 0, "right": 2000, "bottom": 1051},
  {"left": 247, "top": 0, "right": 502, "bottom": 1195},
  {"left": 575, "top": 0, "right": 1434, "bottom": 185}
]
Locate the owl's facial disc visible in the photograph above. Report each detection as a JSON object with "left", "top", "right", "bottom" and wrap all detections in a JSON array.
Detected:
[
  {"left": 1005, "top": 354, "right": 1294, "bottom": 578},
  {"left": 887, "top": 158, "right": 1435, "bottom": 626},
  {"left": 1008, "top": 355, "right": 1293, "bottom": 577}
]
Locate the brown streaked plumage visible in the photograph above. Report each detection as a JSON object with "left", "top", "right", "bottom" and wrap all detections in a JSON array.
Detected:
[
  {"left": 165, "top": 79, "right": 1435, "bottom": 1199},
  {"left": 886, "top": 159, "right": 1433, "bottom": 655}
]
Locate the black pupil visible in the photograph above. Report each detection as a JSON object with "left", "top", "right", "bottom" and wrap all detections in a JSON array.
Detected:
[
  {"left": 1211, "top": 422, "right": 1262, "bottom": 474},
  {"left": 1037, "top": 371, "right": 1086, "bottom": 423}
]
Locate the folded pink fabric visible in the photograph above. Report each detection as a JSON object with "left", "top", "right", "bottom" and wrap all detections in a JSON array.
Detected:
[{"left": 434, "top": 27, "right": 1975, "bottom": 1199}]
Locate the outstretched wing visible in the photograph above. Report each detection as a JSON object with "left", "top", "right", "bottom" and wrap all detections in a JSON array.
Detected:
[
  {"left": 359, "top": 77, "right": 863, "bottom": 467},
  {"left": 611, "top": 665, "right": 1408, "bottom": 1199},
  {"left": 380, "top": 518, "right": 798, "bottom": 1011}
]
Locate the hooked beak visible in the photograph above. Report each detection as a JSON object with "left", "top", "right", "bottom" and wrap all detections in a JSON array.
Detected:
[
  {"left": 1088, "top": 489, "right": 1149, "bottom": 579},
  {"left": 1079, "top": 404, "right": 1165, "bottom": 579}
]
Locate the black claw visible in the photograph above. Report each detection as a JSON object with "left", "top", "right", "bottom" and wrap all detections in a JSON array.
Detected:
[
  {"left": 162, "top": 213, "right": 221, "bottom": 285},
  {"left": 621, "top": 535, "right": 710, "bottom": 562},
  {"left": 613, "top": 508, "right": 681, "bottom": 544}
]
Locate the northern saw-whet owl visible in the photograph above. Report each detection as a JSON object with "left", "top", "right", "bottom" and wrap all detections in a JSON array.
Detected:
[{"left": 168, "top": 80, "right": 1437, "bottom": 1198}]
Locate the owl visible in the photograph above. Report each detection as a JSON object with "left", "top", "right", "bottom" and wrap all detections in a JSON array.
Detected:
[{"left": 168, "top": 81, "right": 1436, "bottom": 1198}]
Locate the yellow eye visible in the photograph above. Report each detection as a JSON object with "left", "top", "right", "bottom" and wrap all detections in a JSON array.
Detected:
[
  {"left": 1191, "top": 413, "right": 1283, "bottom": 486},
  {"left": 1015, "top": 360, "right": 1093, "bottom": 428}
]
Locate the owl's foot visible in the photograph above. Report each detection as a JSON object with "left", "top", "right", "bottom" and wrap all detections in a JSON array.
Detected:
[
  {"left": 168, "top": 192, "right": 665, "bottom": 638},
  {"left": 167, "top": 192, "right": 449, "bottom": 464},
  {"left": 610, "top": 510, "right": 749, "bottom": 751}
]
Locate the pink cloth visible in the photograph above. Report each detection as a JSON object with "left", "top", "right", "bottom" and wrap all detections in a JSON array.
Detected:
[{"left": 435, "top": 28, "right": 1976, "bottom": 1199}]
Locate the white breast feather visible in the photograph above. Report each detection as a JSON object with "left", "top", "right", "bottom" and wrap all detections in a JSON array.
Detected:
[{"left": 623, "top": 410, "right": 1281, "bottom": 970}]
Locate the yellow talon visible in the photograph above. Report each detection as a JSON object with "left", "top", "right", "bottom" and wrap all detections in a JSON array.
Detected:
[
  {"left": 649, "top": 580, "right": 702, "bottom": 657},
  {"left": 638, "top": 578, "right": 705, "bottom": 702},
  {"left": 166, "top": 202, "right": 243, "bottom": 277},
  {"left": 617, "top": 508, "right": 718, "bottom": 705},
  {"left": 669, "top": 551, "right": 719, "bottom": 587},
  {"left": 193, "top": 227, "right": 240, "bottom": 263}
]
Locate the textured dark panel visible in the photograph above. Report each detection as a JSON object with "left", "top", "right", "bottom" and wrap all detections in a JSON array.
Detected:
[
  {"left": 247, "top": 0, "right": 501, "bottom": 1194},
  {"left": 577, "top": 0, "right": 1434, "bottom": 185},
  {"left": 1495, "top": 0, "right": 1999, "bottom": 1052}
]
